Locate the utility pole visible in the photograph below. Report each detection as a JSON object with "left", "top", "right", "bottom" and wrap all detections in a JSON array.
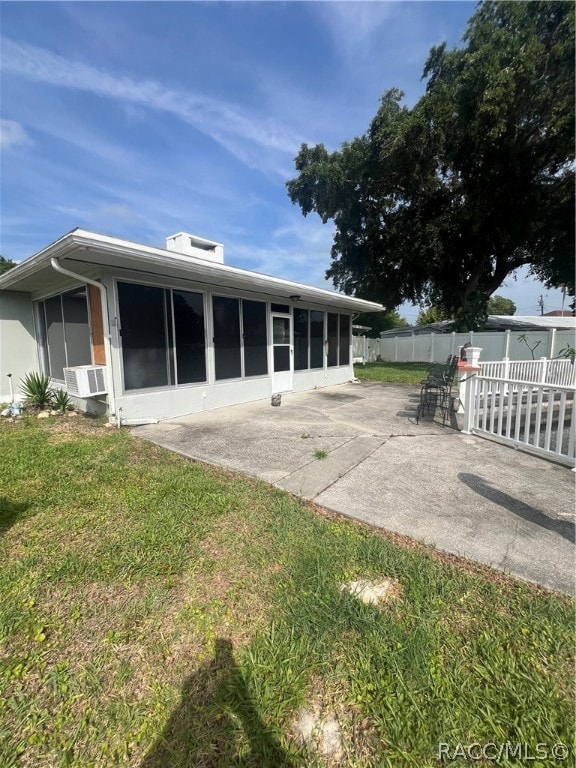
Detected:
[{"left": 538, "top": 295, "right": 544, "bottom": 316}]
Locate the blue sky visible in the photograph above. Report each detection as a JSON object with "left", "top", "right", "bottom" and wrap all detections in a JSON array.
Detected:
[{"left": 0, "top": 1, "right": 566, "bottom": 319}]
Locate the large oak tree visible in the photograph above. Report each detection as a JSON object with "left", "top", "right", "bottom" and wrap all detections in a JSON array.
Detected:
[{"left": 287, "top": 1, "right": 574, "bottom": 330}]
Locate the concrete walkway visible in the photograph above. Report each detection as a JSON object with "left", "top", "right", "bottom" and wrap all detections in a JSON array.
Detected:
[{"left": 133, "top": 382, "right": 575, "bottom": 595}]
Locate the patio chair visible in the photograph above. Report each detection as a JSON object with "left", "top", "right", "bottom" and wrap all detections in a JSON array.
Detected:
[{"left": 416, "top": 355, "right": 458, "bottom": 425}]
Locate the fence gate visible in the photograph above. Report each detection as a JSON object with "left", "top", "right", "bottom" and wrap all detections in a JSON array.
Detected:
[{"left": 464, "top": 369, "right": 575, "bottom": 468}]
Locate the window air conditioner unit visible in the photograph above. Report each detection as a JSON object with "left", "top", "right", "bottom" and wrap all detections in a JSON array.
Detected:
[{"left": 63, "top": 365, "right": 107, "bottom": 397}]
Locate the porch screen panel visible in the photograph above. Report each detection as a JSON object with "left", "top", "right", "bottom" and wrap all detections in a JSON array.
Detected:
[
  {"left": 294, "top": 308, "right": 309, "bottom": 370},
  {"left": 310, "top": 310, "right": 324, "bottom": 369},
  {"left": 213, "top": 296, "right": 241, "bottom": 380},
  {"left": 274, "top": 346, "right": 290, "bottom": 372},
  {"left": 327, "top": 313, "right": 338, "bottom": 367},
  {"left": 118, "top": 282, "right": 168, "bottom": 390},
  {"left": 173, "top": 290, "right": 206, "bottom": 384},
  {"left": 62, "top": 289, "right": 91, "bottom": 368},
  {"left": 242, "top": 300, "right": 268, "bottom": 377},
  {"left": 339, "top": 315, "right": 350, "bottom": 365},
  {"left": 45, "top": 296, "right": 67, "bottom": 380}
]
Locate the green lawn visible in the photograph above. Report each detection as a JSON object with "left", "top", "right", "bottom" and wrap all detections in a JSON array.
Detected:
[
  {"left": 354, "top": 361, "right": 433, "bottom": 385},
  {"left": 0, "top": 417, "right": 574, "bottom": 767}
]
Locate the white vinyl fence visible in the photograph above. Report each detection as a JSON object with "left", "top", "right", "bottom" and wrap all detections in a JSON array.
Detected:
[
  {"left": 478, "top": 358, "right": 576, "bottom": 388},
  {"left": 354, "top": 328, "right": 575, "bottom": 364},
  {"left": 462, "top": 361, "right": 575, "bottom": 467}
]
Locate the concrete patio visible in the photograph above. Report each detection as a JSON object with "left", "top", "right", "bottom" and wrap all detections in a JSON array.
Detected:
[{"left": 133, "top": 382, "right": 575, "bottom": 595}]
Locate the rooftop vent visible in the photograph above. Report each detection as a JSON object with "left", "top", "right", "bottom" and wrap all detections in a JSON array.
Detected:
[{"left": 166, "top": 232, "right": 224, "bottom": 264}]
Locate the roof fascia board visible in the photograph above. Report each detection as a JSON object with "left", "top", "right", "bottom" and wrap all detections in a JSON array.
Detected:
[{"left": 0, "top": 229, "right": 384, "bottom": 313}]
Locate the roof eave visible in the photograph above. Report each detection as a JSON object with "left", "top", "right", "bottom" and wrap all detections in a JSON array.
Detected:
[{"left": 0, "top": 229, "right": 384, "bottom": 312}]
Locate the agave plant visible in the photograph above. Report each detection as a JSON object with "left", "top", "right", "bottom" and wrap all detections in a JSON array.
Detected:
[
  {"left": 20, "top": 372, "right": 54, "bottom": 409},
  {"left": 557, "top": 345, "right": 576, "bottom": 364},
  {"left": 52, "top": 388, "right": 72, "bottom": 413}
]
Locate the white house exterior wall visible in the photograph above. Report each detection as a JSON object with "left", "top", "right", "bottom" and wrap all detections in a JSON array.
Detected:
[{"left": 0, "top": 291, "right": 38, "bottom": 402}]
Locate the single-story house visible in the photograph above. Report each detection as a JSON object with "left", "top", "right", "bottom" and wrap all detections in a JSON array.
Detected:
[{"left": 0, "top": 229, "right": 383, "bottom": 422}]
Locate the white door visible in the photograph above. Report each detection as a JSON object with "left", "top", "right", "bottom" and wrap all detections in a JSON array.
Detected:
[{"left": 271, "top": 314, "right": 292, "bottom": 393}]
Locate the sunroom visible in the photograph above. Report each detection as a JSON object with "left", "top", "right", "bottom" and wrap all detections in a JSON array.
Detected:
[{"left": 0, "top": 229, "right": 383, "bottom": 422}]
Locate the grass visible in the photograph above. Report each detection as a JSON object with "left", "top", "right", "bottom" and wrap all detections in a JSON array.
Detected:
[
  {"left": 354, "top": 361, "right": 433, "bottom": 385},
  {"left": 0, "top": 416, "right": 574, "bottom": 767},
  {"left": 314, "top": 449, "right": 329, "bottom": 460}
]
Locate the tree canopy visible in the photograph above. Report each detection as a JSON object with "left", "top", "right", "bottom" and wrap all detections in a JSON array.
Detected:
[
  {"left": 0, "top": 256, "right": 16, "bottom": 276},
  {"left": 487, "top": 295, "right": 517, "bottom": 316},
  {"left": 355, "top": 309, "right": 409, "bottom": 337},
  {"left": 416, "top": 306, "right": 451, "bottom": 326},
  {"left": 287, "top": 1, "right": 574, "bottom": 331}
]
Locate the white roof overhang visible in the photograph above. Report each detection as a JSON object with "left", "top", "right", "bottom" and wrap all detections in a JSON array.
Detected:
[{"left": 0, "top": 229, "right": 384, "bottom": 313}]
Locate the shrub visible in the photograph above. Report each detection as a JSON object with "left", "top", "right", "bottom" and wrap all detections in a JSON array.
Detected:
[
  {"left": 20, "top": 372, "right": 54, "bottom": 409},
  {"left": 52, "top": 388, "right": 72, "bottom": 413}
]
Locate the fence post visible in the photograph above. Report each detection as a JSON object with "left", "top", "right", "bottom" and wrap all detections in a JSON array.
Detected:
[
  {"left": 461, "top": 370, "right": 478, "bottom": 434},
  {"left": 394, "top": 335, "right": 398, "bottom": 362},
  {"left": 451, "top": 331, "right": 456, "bottom": 356},
  {"left": 430, "top": 333, "right": 435, "bottom": 363},
  {"left": 411, "top": 332, "right": 415, "bottom": 362},
  {"left": 504, "top": 329, "right": 510, "bottom": 359},
  {"left": 503, "top": 357, "right": 510, "bottom": 380},
  {"left": 539, "top": 357, "right": 547, "bottom": 384},
  {"left": 549, "top": 328, "right": 557, "bottom": 358}
]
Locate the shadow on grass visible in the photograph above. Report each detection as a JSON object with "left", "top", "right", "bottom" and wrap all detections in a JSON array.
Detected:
[
  {"left": 141, "top": 638, "right": 296, "bottom": 768},
  {"left": 0, "top": 497, "right": 30, "bottom": 536},
  {"left": 459, "top": 473, "right": 575, "bottom": 543}
]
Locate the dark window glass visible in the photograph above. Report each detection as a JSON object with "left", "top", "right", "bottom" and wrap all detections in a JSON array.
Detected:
[
  {"left": 213, "top": 296, "right": 241, "bottom": 380},
  {"left": 62, "top": 290, "right": 91, "bottom": 368},
  {"left": 327, "top": 313, "right": 338, "bottom": 367},
  {"left": 118, "top": 282, "right": 168, "bottom": 390},
  {"left": 274, "top": 346, "right": 290, "bottom": 372},
  {"left": 242, "top": 300, "right": 268, "bottom": 377},
  {"left": 173, "top": 290, "right": 206, "bottom": 384},
  {"left": 39, "top": 289, "right": 91, "bottom": 380},
  {"left": 339, "top": 315, "right": 350, "bottom": 365},
  {"left": 45, "top": 296, "right": 67, "bottom": 379},
  {"left": 271, "top": 303, "right": 289, "bottom": 314},
  {"left": 35, "top": 303, "right": 49, "bottom": 373},
  {"left": 310, "top": 310, "right": 324, "bottom": 369},
  {"left": 166, "top": 292, "right": 175, "bottom": 385},
  {"left": 294, "top": 308, "right": 309, "bottom": 370}
]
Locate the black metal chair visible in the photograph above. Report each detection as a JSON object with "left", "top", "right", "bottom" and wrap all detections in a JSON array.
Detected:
[{"left": 416, "top": 355, "right": 458, "bottom": 424}]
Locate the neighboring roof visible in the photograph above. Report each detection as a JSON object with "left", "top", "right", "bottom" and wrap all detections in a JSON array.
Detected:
[
  {"left": 0, "top": 228, "right": 384, "bottom": 313},
  {"left": 543, "top": 310, "right": 574, "bottom": 317},
  {"left": 487, "top": 315, "right": 576, "bottom": 330},
  {"left": 380, "top": 314, "right": 576, "bottom": 337}
]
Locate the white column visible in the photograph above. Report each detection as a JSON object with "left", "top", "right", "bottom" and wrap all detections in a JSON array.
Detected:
[{"left": 461, "top": 369, "right": 479, "bottom": 434}]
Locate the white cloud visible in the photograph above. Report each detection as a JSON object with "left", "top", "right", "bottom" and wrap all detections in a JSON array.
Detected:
[
  {"left": 0, "top": 119, "right": 33, "bottom": 150},
  {"left": 228, "top": 212, "right": 336, "bottom": 289},
  {"left": 312, "top": 1, "right": 397, "bottom": 58},
  {"left": 0, "top": 37, "right": 302, "bottom": 173}
]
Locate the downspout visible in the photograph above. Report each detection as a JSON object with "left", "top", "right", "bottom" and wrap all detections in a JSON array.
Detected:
[{"left": 50, "top": 257, "right": 116, "bottom": 419}]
